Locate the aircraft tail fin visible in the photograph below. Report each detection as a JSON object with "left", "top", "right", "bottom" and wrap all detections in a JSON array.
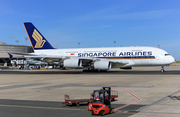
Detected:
[
  {"left": 23, "top": 22, "right": 54, "bottom": 50},
  {"left": 7, "top": 53, "right": 13, "bottom": 60}
]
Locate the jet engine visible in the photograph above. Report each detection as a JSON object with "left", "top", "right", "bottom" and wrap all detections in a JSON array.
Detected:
[
  {"left": 94, "top": 61, "right": 111, "bottom": 70},
  {"left": 63, "top": 59, "right": 82, "bottom": 68}
]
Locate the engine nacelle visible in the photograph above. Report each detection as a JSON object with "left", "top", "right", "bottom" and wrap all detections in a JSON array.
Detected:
[
  {"left": 63, "top": 59, "right": 82, "bottom": 68},
  {"left": 120, "top": 67, "right": 132, "bottom": 69},
  {"left": 94, "top": 61, "right": 111, "bottom": 70}
]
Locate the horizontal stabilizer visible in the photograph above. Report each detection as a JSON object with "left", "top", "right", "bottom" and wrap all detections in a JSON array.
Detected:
[{"left": 7, "top": 53, "right": 13, "bottom": 60}]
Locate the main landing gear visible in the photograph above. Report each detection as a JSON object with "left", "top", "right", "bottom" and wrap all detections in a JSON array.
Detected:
[
  {"left": 83, "top": 67, "right": 107, "bottom": 72},
  {"left": 161, "top": 66, "right": 165, "bottom": 72}
]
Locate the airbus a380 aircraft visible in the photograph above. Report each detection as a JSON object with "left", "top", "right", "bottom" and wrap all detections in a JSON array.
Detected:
[{"left": 10, "top": 22, "right": 175, "bottom": 72}]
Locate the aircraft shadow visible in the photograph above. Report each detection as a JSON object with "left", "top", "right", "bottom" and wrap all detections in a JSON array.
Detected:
[{"left": 0, "top": 70, "right": 180, "bottom": 75}]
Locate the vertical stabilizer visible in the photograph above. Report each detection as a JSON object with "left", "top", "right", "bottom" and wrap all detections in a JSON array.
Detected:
[{"left": 23, "top": 22, "right": 54, "bottom": 50}]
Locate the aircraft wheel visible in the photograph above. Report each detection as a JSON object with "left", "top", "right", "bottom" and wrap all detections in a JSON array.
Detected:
[
  {"left": 160, "top": 69, "right": 165, "bottom": 72},
  {"left": 72, "top": 103, "right": 76, "bottom": 106},
  {"left": 76, "top": 103, "right": 80, "bottom": 107},
  {"left": 100, "top": 70, "right": 107, "bottom": 72}
]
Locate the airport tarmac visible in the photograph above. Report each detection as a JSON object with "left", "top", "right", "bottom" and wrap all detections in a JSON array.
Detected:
[{"left": 0, "top": 66, "right": 180, "bottom": 117}]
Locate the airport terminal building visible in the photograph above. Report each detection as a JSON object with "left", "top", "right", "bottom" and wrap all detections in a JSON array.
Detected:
[{"left": 0, "top": 42, "right": 33, "bottom": 66}]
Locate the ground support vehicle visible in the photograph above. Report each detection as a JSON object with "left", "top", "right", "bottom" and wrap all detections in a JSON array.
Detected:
[
  {"left": 89, "top": 87, "right": 114, "bottom": 116},
  {"left": 62, "top": 94, "right": 93, "bottom": 107},
  {"left": 110, "top": 90, "right": 118, "bottom": 101}
]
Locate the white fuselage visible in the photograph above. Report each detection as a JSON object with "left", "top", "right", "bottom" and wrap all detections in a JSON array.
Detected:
[{"left": 33, "top": 46, "right": 175, "bottom": 68}]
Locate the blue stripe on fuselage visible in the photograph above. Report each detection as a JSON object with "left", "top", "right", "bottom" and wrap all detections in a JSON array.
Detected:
[{"left": 95, "top": 56, "right": 155, "bottom": 59}]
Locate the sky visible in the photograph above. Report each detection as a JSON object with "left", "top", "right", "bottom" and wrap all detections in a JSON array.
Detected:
[{"left": 0, "top": 0, "right": 180, "bottom": 60}]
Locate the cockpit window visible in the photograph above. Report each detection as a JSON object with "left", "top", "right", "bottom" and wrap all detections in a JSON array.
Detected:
[{"left": 165, "top": 54, "right": 170, "bottom": 56}]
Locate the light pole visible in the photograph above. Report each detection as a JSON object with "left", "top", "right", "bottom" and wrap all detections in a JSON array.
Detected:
[
  {"left": 78, "top": 43, "right": 81, "bottom": 48},
  {"left": 24, "top": 37, "right": 28, "bottom": 53},
  {"left": 16, "top": 40, "right": 19, "bottom": 67},
  {"left": 113, "top": 41, "right": 116, "bottom": 47},
  {"left": 24, "top": 37, "right": 28, "bottom": 69}
]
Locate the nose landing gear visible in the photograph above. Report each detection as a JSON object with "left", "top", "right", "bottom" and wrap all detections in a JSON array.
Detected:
[{"left": 161, "top": 66, "right": 165, "bottom": 72}]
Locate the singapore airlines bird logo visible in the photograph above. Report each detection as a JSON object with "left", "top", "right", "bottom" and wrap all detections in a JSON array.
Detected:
[{"left": 32, "top": 29, "right": 46, "bottom": 48}]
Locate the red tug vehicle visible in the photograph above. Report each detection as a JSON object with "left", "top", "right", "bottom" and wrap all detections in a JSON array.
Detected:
[{"left": 88, "top": 87, "right": 114, "bottom": 116}]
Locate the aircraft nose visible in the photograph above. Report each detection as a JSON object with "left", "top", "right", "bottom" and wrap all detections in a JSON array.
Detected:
[{"left": 170, "top": 56, "right": 175, "bottom": 64}]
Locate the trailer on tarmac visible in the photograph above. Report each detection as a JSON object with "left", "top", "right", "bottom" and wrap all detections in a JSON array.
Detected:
[
  {"left": 110, "top": 90, "right": 118, "bottom": 101},
  {"left": 62, "top": 89, "right": 118, "bottom": 107},
  {"left": 62, "top": 94, "right": 93, "bottom": 107}
]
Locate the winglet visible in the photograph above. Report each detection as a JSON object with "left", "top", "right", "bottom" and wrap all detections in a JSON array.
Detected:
[
  {"left": 23, "top": 22, "right": 54, "bottom": 50},
  {"left": 7, "top": 53, "right": 13, "bottom": 60}
]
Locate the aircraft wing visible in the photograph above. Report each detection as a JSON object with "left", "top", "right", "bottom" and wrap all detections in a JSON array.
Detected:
[{"left": 109, "top": 59, "right": 129, "bottom": 64}]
